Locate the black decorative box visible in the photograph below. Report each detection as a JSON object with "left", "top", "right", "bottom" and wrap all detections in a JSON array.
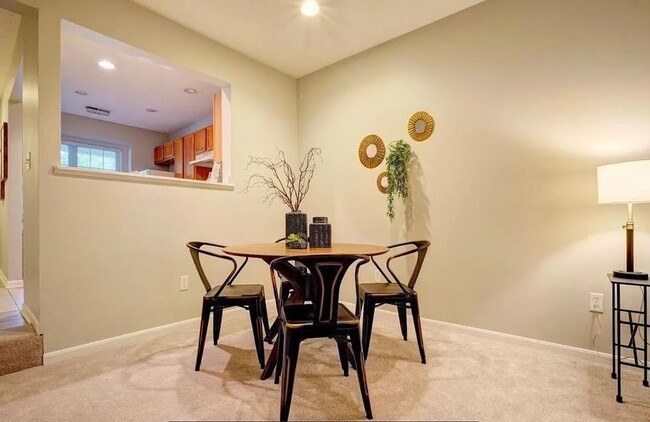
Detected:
[{"left": 309, "top": 216, "right": 331, "bottom": 248}]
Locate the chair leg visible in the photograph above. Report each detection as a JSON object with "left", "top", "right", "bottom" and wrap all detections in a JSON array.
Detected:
[
  {"left": 275, "top": 329, "right": 284, "bottom": 385},
  {"left": 397, "top": 304, "right": 408, "bottom": 341},
  {"left": 350, "top": 328, "right": 373, "bottom": 420},
  {"left": 410, "top": 297, "right": 426, "bottom": 364},
  {"left": 362, "top": 302, "right": 376, "bottom": 359},
  {"left": 195, "top": 301, "right": 211, "bottom": 371},
  {"left": 280, "top": 330, "right": 301, "bottom": 422},
  {"left": 335, "top": 336, "right": 349, "bottom": 376},
  {"left": 249, "top": 304, "right": 266, "bottom": 369},
  {"left": 260, "top": 298, "right": 273, "bottom": 344},
  {"left": 212, "top": 307, "right": 223, "bottom": 345},
  {"left": 356, "top": 296, "right": 364, "bottom": 317}
]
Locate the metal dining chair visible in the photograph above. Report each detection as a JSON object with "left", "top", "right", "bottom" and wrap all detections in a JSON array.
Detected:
[
  {"left": 187, "top": 241, "right": 271, "bottom": 370},
  {"left": 270, "top": 254, "right": 373, "bottom": 421},
  {"left": 356, "top": 240, "right": 430, "bottom": 363}
]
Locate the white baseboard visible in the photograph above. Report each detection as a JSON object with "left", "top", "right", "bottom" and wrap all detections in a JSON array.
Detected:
[
  {"left": 0, "top": 270, "right": 22, "bottom": 288},
  {"left": 7, "top": 279, "right": 23, "bottom": 288},
  {"left": 41, "top": 298, "right": 608, "bottom": 366},
  {"left": 21, "top": 303, "right": 41, "bottom": 335},
  {"left": 341, "top": 301, "right": 610, "bottom": 364},
  {"left": 42, "top": 300, "right": 273, "bottom": 366}
]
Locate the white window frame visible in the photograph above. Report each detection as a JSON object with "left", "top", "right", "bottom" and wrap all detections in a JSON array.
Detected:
[{"left": 61, "top": 134, "right": 131, "bottom": 172}]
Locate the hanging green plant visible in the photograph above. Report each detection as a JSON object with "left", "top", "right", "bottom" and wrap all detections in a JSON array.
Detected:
[{"left": 386, "top": 139, "right": 412, "bottom": 221}]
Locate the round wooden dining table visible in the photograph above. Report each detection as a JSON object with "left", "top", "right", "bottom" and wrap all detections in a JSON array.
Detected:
[{"left": 223, "top": 242, "right": 389, "bottom": 380}]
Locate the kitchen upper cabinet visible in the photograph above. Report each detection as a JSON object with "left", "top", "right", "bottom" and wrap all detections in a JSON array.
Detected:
[
  {"left": 163, "top": 141, "right": 174, "bottom": 160},
  {"left": 206, "top": 125, "right": 214, "bottom": 150},
  {"left": 183, "top": 134, "right": 195, "bottom": 180},
  {"left": 194, "top": 128, "right": 207, "bottom": 154},
  {"left": 173, "top": 138, "right": 183, "bottom": 178},
  {"left": 154, "top": 145, "right": 164, "bottom": 165}
]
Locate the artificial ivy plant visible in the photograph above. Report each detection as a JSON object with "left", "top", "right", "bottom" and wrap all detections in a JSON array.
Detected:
[{"left": 386, "top": 139, "right": 412, "bottom": 221}]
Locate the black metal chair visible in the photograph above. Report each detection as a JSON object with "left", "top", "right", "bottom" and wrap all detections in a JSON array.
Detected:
[
  {"left": 187, "top": 241, "right": 271, "bottom": 370},
  {"left": 270, "top": 254, "right": 373, "bottom": 421},
  {"left": 356, "top": 240, "right": 430, "bottom": 363}
]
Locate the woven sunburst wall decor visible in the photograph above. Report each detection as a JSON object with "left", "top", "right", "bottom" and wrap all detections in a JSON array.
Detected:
[
  {"left": 358, "top": 134, "right": 385, "bottom": 169},
  {"left": 408, "top": 111, "right": 434, "bottom": 142},
  {"left": 376, "top": 171, "right": 388, "bottom": 194}
]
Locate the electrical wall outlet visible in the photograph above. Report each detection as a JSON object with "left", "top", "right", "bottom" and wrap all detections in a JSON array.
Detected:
[
  {"left": 589, "top": 293, "right": 604, "bottom": 313},
  {"left": 374, "top": 269, "right": 381, "bottom": 282},
  {"left": 179, "top": 275, "right": 189, "bottom": 291}
]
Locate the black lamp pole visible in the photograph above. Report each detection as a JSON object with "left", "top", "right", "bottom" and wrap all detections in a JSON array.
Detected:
[{"left": 615, "top": 203, "right": 648, "bottom": 280}]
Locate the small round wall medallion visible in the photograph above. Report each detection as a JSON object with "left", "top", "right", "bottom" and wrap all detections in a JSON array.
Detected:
[
  {"left": 358, "top": 135, "right": 386, "bottom": 169},
  {"left": 376, "top": 171, "right": 388, "bottom": 194},
  {"left": 408, "top": 111, "right": 434, "bottom": 142}
]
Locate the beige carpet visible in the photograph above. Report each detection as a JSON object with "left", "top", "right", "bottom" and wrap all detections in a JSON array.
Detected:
[
  {"left": 0, "top": 287, "right": 42, "bottom": 376},
  {"left": 0, "top": 309, "right": 649, "bottom": 421}
]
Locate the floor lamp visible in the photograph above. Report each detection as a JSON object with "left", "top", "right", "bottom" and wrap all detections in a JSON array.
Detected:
[{"left": 598, "top": 160, "right": 650, "bottom": 280}]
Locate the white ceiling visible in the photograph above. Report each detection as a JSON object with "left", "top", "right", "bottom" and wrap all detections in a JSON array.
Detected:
[
  {"left": 61, "top": 23, "right": 221, "bottom": 134},
  {"left": 130, "top": 0, "right": 484, "bottom": 78},
  {"left": 0, "top": 8, "right": 21, "bottom": 95}
]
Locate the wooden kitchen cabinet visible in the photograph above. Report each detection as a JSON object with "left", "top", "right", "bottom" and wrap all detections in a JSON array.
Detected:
[
  {"left": 154, "top": 145, "right": 164, "bottom": 165},
  {"left": 206, "top": 125, "right": 213, "bottom": 150},
  {"left": 173, "top": 138, "right": 183, "bottom": 178},
  {"left": 163, "top": 141, "right": 174, "bottom": 160},
  {"left": 194, "top": 128, "right": 207, "bottom": 154},
  {"left": 152, "top": 123, "right": 219, "bottom": 180},
  {"left": 183, "top": 134, "right": 195, "bottom": 180}
]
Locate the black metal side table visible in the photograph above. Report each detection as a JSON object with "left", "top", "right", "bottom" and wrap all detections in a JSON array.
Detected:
[{"left": 610, "top": 273, "right": 649, "bottom": 403}]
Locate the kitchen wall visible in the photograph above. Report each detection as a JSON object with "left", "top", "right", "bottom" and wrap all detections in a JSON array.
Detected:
[
  {"left": 169, "top": 115, "right": 212, "bottom": 141},
  {"left": 298, "top": 0, "right": 650, "bottom": 352},
  {"left": 17, "top": 0, "right": 297, "bottom": 352},
  {"left": 61, "top": 112, "right": 168, "bottom": 172}
]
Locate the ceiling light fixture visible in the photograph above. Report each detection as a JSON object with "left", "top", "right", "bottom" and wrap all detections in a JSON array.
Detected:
[
  {"left": 74, "top": 90, "right": 88, "bottom": 96},
  {"left": 184, "top": 88, "right": 198, "bottom": 94},
  {"left": 145, "top": 108, "right": 158, "bottom": 113},
  {"left": 98, "top": 60, "right": 116, "bottom": 70},
  {"left": 301, "top": 0, "right": 320, "bottom": 16}
]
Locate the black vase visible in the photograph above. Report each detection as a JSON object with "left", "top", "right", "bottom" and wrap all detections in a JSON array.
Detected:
[{"left": 285, "top": 211, "right": 308, "bottom": 238}]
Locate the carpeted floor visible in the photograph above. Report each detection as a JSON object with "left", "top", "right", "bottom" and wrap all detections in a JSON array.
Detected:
[
  {"left": 0, "top": 287, "right": 42, "bottom": 376},
  {"left": 0, "top": 309, "right": 649, "bottom": 421}
]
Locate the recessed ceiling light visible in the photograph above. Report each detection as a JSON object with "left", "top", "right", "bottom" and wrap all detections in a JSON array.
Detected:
[
  {"left": 98, "top": 60, "right": 116, "bottom": 70},
  {"left": 184, "top": 88, "right": 198, "bottom": 94},
  {"left": 145, "top": 108, "right": 158, "bottom": 113},
  {"left": 74, "top": 90, "right": 88, "bottom": 96},
  {"left": 301, "top": 0, "right": 319, "bottom": 16}
]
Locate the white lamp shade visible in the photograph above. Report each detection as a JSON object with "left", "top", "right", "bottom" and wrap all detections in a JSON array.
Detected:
[{"left": 597, "top": 160, "right": 650, "bottom": 204}]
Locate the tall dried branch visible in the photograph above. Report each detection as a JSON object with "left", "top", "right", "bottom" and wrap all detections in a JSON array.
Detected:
[{"left": 243, "top": 148, "right": 322, "bottom": 212}]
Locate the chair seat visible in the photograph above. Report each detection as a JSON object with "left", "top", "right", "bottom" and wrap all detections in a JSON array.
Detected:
[
  {"left": 359, "top": 282, "right": 416, "bottom": 298},
  {"left": 207, "top": 284, "right": 264, "bottom": 299},
  {"left": 281, "top": 303, "right": 358, "bottom": 327}
]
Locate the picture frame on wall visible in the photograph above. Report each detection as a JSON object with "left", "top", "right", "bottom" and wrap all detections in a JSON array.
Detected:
[{"left": 1, "top": 122, "right": 7, "bottom": 200}]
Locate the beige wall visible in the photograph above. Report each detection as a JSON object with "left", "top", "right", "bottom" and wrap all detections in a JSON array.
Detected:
[
  {"left": 5, "top": 101, "right": 23, "bottom": 281},
  {"left": 61, "top": 112, "right": 168, "bottom": 172},
  {"left": 0, "top": 2, "right": 26, "bottom": 285},
  {"left": 297, "top": 0, "right": 650, "bottom": 352},
  {"left": 12, "top": 0, "right": 650, "bottom": 355},
  {"left": 18, "top": 0, "right": 297, "bottom": 352}
]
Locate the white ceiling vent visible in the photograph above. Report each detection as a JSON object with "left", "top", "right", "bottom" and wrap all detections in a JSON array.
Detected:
[{"left": 85, "top": 106, "right": 111, "bottom": 116}]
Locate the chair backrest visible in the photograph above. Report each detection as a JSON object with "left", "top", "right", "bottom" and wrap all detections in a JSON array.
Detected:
[
  {"left": 270, "top": 254, "right": 369, "bottom": 325},
  {"left": 186, "top": 241, "right": 249, "bottom": 296},
  {"left": 376, "top": 240, "right": 430, "bottom": 289}
]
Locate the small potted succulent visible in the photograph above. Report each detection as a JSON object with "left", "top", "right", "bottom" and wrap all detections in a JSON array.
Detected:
[{"left": 285, "top": 233, "right": 308, "bottom": 249}]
